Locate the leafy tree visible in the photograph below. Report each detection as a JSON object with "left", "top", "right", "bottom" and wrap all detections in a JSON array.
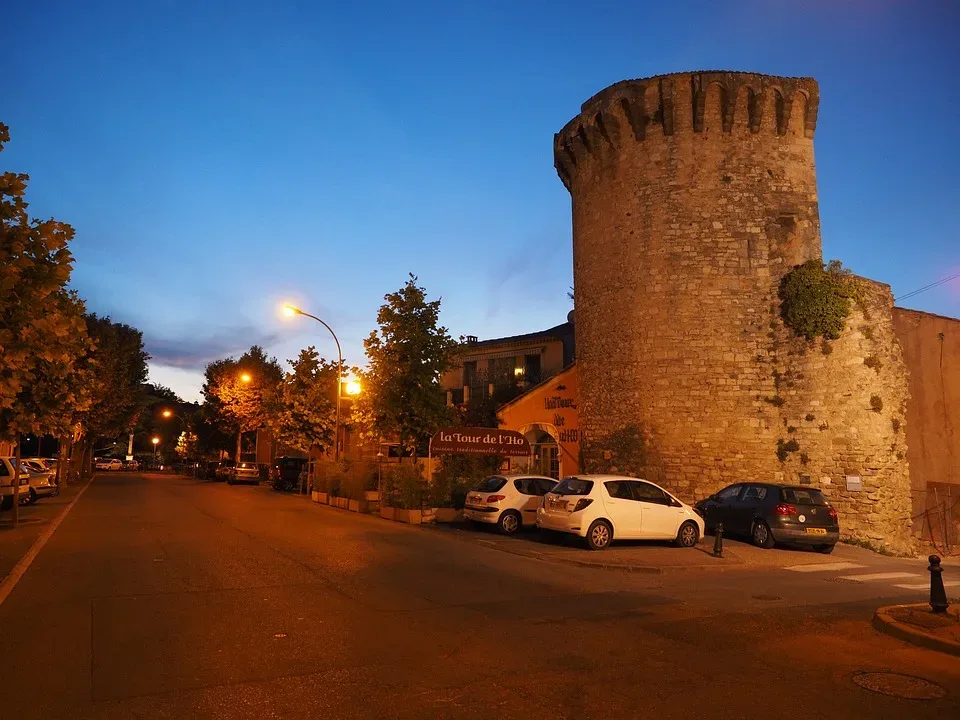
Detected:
[
  {"left": 0, "top": 122, "right": 96, "bottom": 520},
  {"left": 175, "top": 430, "right": 199, "bottom": 459},
  {"left": 269, "top": 346, "right": 342, "bottom": 454},
  {"left": 202, "top": 345, "right": 283, "bottom": 460},
  {"left": 72, "top": 315, "right": 150, "bottom": 474},
  {"left": 363, "top": 274, "right": 458, "bottom": 459}
]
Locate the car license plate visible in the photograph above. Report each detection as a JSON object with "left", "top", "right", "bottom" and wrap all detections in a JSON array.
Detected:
[{"left": 805, "top": 528, "right": 827, "bottom": 535}]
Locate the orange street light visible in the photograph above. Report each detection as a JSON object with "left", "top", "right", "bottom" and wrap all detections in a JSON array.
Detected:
[
  {"left": 281, "top": 303, "right": 345, "bottom": 461},
  {"left": 240, "top": 373, "right": 252, "bottom": 383},
  {"left": 151, "top": 436, "right": 160, "bottom": 462},
  {"left": 345, "top": 380, "right": 361, "bottom": 396},
  {"left": 162, "top": 410, "right": 172, "bottom": 418}
]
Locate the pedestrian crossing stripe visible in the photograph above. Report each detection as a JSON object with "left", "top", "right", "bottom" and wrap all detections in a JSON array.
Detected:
[
  {"left": 835, "top": 572, "right": 919, "bottom": 582},
  {"left": 785, "top": 562, "right": 865, "bottom": 572},
  {"left": 893, "top": 580, "right": 960, "bottom": 590}
]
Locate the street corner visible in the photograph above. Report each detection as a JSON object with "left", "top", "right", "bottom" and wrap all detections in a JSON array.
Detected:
[{"left": 872, "top": 603, "right": 960, "bottom": 657}]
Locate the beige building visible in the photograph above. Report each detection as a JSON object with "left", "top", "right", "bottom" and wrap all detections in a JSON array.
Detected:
[{"left": 442, "top": 313, "right": 575, "bottom": 407}]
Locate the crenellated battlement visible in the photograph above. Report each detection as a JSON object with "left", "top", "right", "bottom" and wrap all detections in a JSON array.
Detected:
[{"left": 554, "top": 71, "right": 819, "bottom": 190}]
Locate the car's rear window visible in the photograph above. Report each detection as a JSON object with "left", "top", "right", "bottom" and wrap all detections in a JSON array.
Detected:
[
  {"left": 279, "top": 459, "right": 304, "bottom": 468},
  {"left": 552, "top": 477, "right": 594, "bottom": 496},
  {"left": 472, "top": 476, "right": 506, "bottom": 493},
  {"left": 780, "top": 488, "right": 827, "bottom": 506}
]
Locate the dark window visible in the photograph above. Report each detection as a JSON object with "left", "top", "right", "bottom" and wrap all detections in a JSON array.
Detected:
[
  {"left": 553, "top": 477, "right": 594, "bottom": 496},
  {"left": 514, "top": 478, "right": 535, "bottom": 495},
  {"left": 536, "top": 478, "right": 558, "bottom": 495},
  {"left": 524, "top": 353, "right": 541, "bottom": 382},
  {"left": 632, "top": 482, "right": 670, "bottom": 505},
  {"left": 717, "top": 485, "right": 742, "bottom": 501},
  {"left": 604, "top": 481, "right": 635, "bottom": 500},
  {"left": 0, "top": 461, "right": 9, "bottom": 477},
  {"left": 781, "top": 488, "right": 827, "bottom": 506},
  {"left": 473, "top": 476, "right": 507, "bottom": 493},
  {"left": 741, "top": 486, "right": 768, "bottom": 503},
  {"left": 463, "top": 361, "right": 477, "bottom": 387}
]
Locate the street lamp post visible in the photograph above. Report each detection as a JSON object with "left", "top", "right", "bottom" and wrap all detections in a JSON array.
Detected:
[
  {"left": 151, "top": 437, "right": 160, "bottom": 465},
  {"left": 283, "top": 305, "right": 345, "bottom": 462}
]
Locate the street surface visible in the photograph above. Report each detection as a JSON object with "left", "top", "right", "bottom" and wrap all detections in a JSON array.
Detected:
[{"left": 1, "top": 473, "right": 958, "bottom": 719}]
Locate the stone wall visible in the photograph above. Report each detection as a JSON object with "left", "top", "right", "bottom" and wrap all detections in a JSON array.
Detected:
[
  {"left": 892, "top": 307, "right": 960, "bottom": 541},
  {"left": 555, "top": 71, "right": 914, "bottom": 554}
]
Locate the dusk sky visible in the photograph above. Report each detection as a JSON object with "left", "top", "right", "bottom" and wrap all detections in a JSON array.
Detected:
[{"left": 5, "top": 0, "right": 958, "bottom": 402}]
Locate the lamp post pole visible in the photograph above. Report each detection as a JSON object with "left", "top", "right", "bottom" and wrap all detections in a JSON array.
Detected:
[{"left": 285, "top": 307, "right": 343, "bottom": 462}]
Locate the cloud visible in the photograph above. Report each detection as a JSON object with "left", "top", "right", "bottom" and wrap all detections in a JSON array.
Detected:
[{"left": 145, "top": 326, "right": 282, "bottom": 371}]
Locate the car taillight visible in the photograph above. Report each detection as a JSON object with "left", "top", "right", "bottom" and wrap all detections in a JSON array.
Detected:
[
  {"left": 774, "top": 503, "right": 797, "bottom": 516},
  {"left": 486, "top": 495, "right": 505, "bottom": 503},
  {"left": 572, "top": 498, "right": 593, "bottom": 512},
  {"left": 828, "top": 507, "right": 838, "bottom": 519}
]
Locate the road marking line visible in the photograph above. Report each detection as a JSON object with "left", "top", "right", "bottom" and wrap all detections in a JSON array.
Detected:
[
  {"left": 836, "top": 572, "right": 920, "bottom": 582},
  {"left": 785, "top": 562, "right": 865, "bottom": 572},
  {"left": 0, "top": 477, "right": 94, "bottom": 608},
  {"left": 893, "top": 580, "right": 960, "bottom": 590}
]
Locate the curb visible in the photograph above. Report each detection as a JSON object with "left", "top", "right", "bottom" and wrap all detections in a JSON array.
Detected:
[{"left": 872, "top": 604, "right": 960, "bottom": 657}]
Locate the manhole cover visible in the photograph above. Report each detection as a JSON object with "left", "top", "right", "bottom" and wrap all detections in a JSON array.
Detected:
[
  {"left": 852, "top": 672, "right": 946, "bottom": 700},
  {"left": 752, "top": 594, "right": 782, "bottom": 601}
]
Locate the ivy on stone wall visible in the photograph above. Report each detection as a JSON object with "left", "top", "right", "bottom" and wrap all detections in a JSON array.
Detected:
[
  {"left": 779, "top": 259, "right": 857, "bottom": 340},
  {"left": 581, "top": 425, "right": 649, "bottom": 476}
]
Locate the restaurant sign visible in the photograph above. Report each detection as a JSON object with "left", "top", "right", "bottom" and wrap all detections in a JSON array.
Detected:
[{"left": 430, "top": 427, "right": 531, "bottom": 457}]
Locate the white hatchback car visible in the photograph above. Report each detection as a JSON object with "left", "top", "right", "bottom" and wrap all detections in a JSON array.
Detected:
[
  {"left": 536, "top": 475, "right": 704, "bottom": 550},
  {"left": 463, "top": 474, "right": 558, "bottom": 535}
]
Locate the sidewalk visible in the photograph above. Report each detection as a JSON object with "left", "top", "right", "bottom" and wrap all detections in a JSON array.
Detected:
[
  {"left": 873, "top": 603, "right": 960, "bottom": 657},
  {"left": 0, "top": 477, "right": 92, "bottom": 585},
  {"left": 425, "top": 522, "right": 902, "bottom": 573}
]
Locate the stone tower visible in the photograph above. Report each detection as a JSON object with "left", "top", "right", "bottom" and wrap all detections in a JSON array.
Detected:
[{"left": 556, "top": 71, "right": 913, "bottom": 552}]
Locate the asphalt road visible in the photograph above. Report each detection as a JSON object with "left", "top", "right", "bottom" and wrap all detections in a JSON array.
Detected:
[{"left": 1, "top": 473, "right": 958, "bottom": 719}]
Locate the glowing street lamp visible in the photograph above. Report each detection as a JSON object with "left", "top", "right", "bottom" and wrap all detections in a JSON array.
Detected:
[
  {"left": 152, "top": 436, "right": 160, "bottom": 462},
  {"left": 240, "top": 373, "right": 252, "bottom": 383},
  {"left": 345, "top": 380, "right": 361, "bottom": 396},
  {"left": 282, "top": 303, "right": 347, "bottom": 461}
]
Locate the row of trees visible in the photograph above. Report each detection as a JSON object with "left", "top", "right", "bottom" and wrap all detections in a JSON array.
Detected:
[
  {"left": 1, "top": 122, "right": 150, "bottom": 522},
  {"left": 200, "top": 274, "right": 496, "bottom": 471}
]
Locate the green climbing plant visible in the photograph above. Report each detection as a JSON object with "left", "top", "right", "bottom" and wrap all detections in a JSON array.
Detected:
[{"left": 779, "top": 259, "right": 858, "bottom": 340}]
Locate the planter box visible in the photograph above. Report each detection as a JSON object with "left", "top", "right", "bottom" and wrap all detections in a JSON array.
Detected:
[
  {"left": 433, "top": 508, "right": 463, "bottom": 523},
  {"left": 336, "top": 497, "right": 349, "bottom": 510},
  {"left": 396, "top": 509, "right": 422, "bottom": 525},
  {"left": 316, "top": 492, "right": 328, "bottom": 505},
  {"left": 363, "top": 490, "right": 380, "bottom": 503},
  {"left": 380, "top": 506, "right": 396, "bottom": 521},
  {"left": 348, "top": 499, "right": 369, "bottom": 513},
  {"left": 311, "top": 491, "right": 320, "bottom": 503}
]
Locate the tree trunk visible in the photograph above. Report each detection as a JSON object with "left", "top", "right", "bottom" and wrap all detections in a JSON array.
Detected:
[
  {"left": 235, "top": 431, "right": 242, "bottom": 463},
  {"left": 57, "top": 436, "right": 69, "bottom": 488},
  {"left": 12, "top": 433, "right": 21, "bottom": 525}
]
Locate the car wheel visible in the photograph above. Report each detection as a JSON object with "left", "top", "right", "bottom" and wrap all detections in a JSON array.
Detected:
[
  {"left": 676, "top": 520, "right": 699, "bottom": 548},
  {"left": 1, "top": 495, "right": 13, "bottom": 511},
  {"left": 585, "top": 520, "right": 613, "bottom": 551},
  {"left": 28, "top": 488, "right": 38, "bottom": 505},
  {"left": 498, "top": 510, "right": 521, "bottom": 535},
  {"left": 751, "top": 520, "right": 775, "bottom": 549},
  {"left": 226, "top": 478, "right": 233, "bottom": 486},
  {"left": 815, "top": 543, "right": 835, "bottom": 554}
]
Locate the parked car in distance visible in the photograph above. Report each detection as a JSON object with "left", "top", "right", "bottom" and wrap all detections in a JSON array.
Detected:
[
  {"left": 95, "top": 458, "right": 124, "bottom": 471},
  {"left": 537, "top": 475, "right": 704, "bottom": 551},
  {"left": 21, "top": 459, "right": 59, "bottom": 502},
  {"left": 198, "top": 460, "right": 221, "bottom": 480},
  {"left": 694, "top": 483, "right": 839, "bottom": 553},
  {"left": 214, "top": 460, "right": 235, "bottom": 482},
  {"left": 227, "top": 462, "right": 260, "bottom": 485},
  {"left": 271, "top": 456, "right": 308, "bottom": 492},
  {"left": 0, "top": 457, "right": 33, "bottom": 509},
  {"left": 124, "top": 459, "right": 139, "bottom": 471},
  {"left": 464, "top": 474, "right": 558, "bottom": 534}
]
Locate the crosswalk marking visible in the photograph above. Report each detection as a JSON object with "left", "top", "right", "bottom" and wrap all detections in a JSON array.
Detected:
[
  {"left": 785, "top": 562, "right": 865, "bottom": 573},
  {"left": 893, "top": 580, "right": 960, "bottom": 590},
  {"left": 836, "top": 572, "right": 920, "bottom": 583}
]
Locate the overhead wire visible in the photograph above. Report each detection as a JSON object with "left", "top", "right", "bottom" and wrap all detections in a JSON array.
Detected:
[{"left": 895, "top": 271, "right": 960, "bottom": 303}]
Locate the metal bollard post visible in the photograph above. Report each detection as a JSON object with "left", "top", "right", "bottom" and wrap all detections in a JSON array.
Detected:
[
  {"left": 713, "top": 522, "right": 724, "bottom": 558},
  {"left": 928, "top": 555, "right": 949, "bottom": 613}
]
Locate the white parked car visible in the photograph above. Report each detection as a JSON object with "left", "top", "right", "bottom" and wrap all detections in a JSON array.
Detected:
[
  {"left": 95, "top": 458, "right": 124, "bottom": 471},
  {"left": 536, "top": 475, "right": 704, "bottom": 551},
  {"left": 21, "top": 459, "right": 59, "bottom": 502},
  {"left": 0, "top": 458, "right": 33, "bottom": 510},
  {"left": 463, "top": 474, "right": 558, "bottom": 534}
]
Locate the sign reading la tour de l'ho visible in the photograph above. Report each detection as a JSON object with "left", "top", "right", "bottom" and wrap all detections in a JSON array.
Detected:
[{"left": 430, "top": 427, "right": 531, "bottom": 457}]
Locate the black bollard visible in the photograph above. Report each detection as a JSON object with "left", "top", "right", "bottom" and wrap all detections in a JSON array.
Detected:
[
  {"left": 928, "top": 555, "right": 949, "bottom": 614},
  {"left": 713, "top": 522, "right": 724, "bottom": 558}
]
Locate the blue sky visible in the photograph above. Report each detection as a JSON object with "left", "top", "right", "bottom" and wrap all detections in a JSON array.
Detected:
[{"left": 5, "top": 0, "right": 958, "bottom": 401}]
